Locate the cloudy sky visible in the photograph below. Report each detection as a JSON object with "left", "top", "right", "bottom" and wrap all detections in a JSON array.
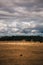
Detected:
[{"left": 0, "top": 0, "right": 43, "bottom": 36}]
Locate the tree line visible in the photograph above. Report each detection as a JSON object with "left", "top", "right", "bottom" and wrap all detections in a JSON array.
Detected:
[{"left": 0, "top": 36, "right": 43, "bottom": 42}]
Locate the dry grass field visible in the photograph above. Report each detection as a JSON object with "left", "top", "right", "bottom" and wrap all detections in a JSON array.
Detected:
[{"left": 0, "top": 41, "right": 43, "bottom": 65}]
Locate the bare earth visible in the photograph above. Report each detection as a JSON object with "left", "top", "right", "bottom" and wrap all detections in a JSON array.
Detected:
[{"left": 0, "top": 41, "right": 43, "bottom": 65}]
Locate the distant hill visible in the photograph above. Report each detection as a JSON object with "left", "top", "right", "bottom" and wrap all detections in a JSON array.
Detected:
[{"left": 0, "top": 36, "right": 43, "bottom": 42}]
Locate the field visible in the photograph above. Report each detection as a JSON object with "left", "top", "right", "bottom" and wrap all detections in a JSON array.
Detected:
[{"left": 0, "top": 41, "right": 43, "bottom": 65}]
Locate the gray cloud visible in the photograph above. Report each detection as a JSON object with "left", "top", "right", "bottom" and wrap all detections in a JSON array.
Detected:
[{"left": 0, "top": 0, "right": 43, "bottom": 36}]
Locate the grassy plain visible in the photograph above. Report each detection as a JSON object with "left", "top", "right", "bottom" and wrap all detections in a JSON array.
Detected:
[{"left": 0, "top": 41, "right": 43, "bottom": 65}]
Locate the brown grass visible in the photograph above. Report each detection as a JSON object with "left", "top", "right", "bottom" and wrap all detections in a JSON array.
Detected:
[{"left": 0, "top": 41, "right": 43, "bottom": 65}]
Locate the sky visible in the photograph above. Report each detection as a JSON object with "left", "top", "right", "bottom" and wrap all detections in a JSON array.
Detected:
[{"left": 0, "top": 0, "right": 43, "bottom": 36}]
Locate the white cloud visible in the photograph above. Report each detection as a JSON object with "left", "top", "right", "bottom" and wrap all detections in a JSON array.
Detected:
[
  {"left": 0, "top": 20, "right": 7, "bottom": 31},
  {"left": 31, "top": 30, "right": 39, "bottom": 33},
  {"left": 8, "top": 22, "right": 17, "bottom": 27},
  {"left": 11, "top": 28, "right": 19, "bottom": 32}
]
